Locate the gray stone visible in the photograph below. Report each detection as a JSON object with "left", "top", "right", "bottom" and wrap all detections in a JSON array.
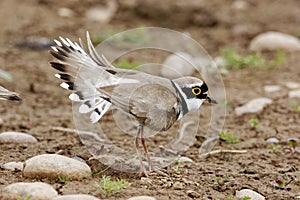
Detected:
[
  {"left": 264, "top": 85, "right": 281, "bottom": 93},
  {"left": 85, "top": 0, "right": 118, "bottom": 23},
  {"left": 285, "top": 82, "right": 300, "bottom": 89},
  {"left": 266, "top": 137, "right": 279, "bottom": 144},
  {"left": 53, "top": 194, "right": 100, "bottom": 200},
  {"left": 23, "top": 154, "right": 91, "bottom": 180},
  {"left": 289, "top": 89, "right": 300, "bottom": 98},
  {"left": 161, "top": 52, "right": 195, "bottom": 79},
  {"left": 0, "top": 131, "right": 37, "bottom": 144},
  {"left": 1, "top": 182, "right": 58, "bottom": 200},
  {"left": 235, "top": 98, "right": 273, "bottom": 116},
  {"left": 2, "top": 161, "right": 24, "bottom": 171},
  {"left": 58, "top": 8, "right": 74, "bottom": 18},
  {"left": 249, "top": 31, "right": 300, "bottom": 52},
  {"left": 236, "top": 189, "right": 265, "bottom": 200}
]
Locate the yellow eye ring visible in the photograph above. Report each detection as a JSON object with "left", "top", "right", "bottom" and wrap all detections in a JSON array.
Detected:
[{"left": 192, "top": 87, "right": 201, "bottom": 95}]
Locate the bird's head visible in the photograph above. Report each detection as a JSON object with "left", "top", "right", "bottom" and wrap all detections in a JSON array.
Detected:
[{"left": 172, "top": 76, "right": 217, "bottom": 116}]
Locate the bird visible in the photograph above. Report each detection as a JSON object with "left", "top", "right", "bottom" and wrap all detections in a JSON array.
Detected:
[
  {"left": 0, "top": 85, "right": 21, "bottom": 101},
  {"left": 49, "top": 32, "right": 217, "bottom": 175}
]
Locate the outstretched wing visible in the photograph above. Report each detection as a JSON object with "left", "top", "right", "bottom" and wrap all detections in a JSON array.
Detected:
[{"left": 49, "top": 32, "right": 135, "bottom": 123}]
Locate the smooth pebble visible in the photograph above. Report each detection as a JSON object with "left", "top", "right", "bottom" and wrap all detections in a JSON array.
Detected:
[
  {"left": 23, "top": 154, "right": 91, "bottom": 180},
  {"left": 161, "top": 52, "right": 195, "bottom": 79},
  {"left": 266, "top": 137, "right": 279, "bottom": 144},
  {"left": 249, "top": 31, "right": 300, "bottom": 52},
  {"left": 289, "top": 89, "right": 300, "bottom": 98},
  {"left": 2, "top": 161, "right": 24, "bottom": 171},
  {"left": 0, "top": 131, "right": 37, "bottom": 144},
  {"left": 58, "top": 8, "right": 74, "bottom": 17},
  {"left": 1, "top": 182, "right": 58, "bottom": 200},
  {"left": 264, "top": 85, "right": 281, "bottom": 93},
  {"left": 53, "top": 194, "right": 100, "bottom": 200},
  {"left": 85, "top": 0, "right": 118, "bottom": 23},
  {"left": 236, "top": 189, "right": 265, "bottom": 200},
  {"left": 235, "top": 98, "right": 273, "bottom": 115},
  {"left": 285, "top": 82, "right": 300, "bottom": 89}
]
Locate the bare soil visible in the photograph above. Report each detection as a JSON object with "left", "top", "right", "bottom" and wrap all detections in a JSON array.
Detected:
[{"left": 0, "top": 0, "right": 299, "bottom": 199}]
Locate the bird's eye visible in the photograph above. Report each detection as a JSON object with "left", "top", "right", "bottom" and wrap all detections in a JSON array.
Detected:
[{"left": 192, "top": 87, "right": 201, "bottom": 95}]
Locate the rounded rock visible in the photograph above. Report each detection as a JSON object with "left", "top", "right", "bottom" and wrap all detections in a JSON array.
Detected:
[
  {"left": 161, "top": 52, "right": 195, "bottom": 79},
  {"left": 264, "top": 85, "right": 281, "bottom": 93},
  {"left": 235, "top": 97, "right": 273, "bottom": 116},
  {"left": 249, "top": 31, "right": 300, "bottom": 52},
  {"left": 0, "top": 131, "right": 37, "bottom": 144},
  {"left": 289, "top": 89, "right": 300, "bottom": 98},
  {"left": 53, "top": 194, "right": 100, "bottom": 200},
  {"left": 1, "top": 182, "right": 58, "bottom": 200},
  {"left": 236, "top": 189, "right": 265, "bottom": 200},
  {"left": 285, "top": 82, "right": 300, "bottom": 89},
  {"left": 266, "top": 137, "right": 279, "bottom": 144},
  {"left": 2, "top": 161, "right": 24, "bottom": 171},
  {"left": 23, "top": 154, "right": 91, "bottom": 180}
]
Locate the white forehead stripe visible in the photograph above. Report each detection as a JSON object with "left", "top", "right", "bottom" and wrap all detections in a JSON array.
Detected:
[{"left": 185, "top": 81, "right": 203, "bottom": 88}]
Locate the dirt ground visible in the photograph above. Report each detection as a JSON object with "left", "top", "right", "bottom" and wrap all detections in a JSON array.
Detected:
[{"left": 0, "top": 0, "right": 300, "bottom": 199}]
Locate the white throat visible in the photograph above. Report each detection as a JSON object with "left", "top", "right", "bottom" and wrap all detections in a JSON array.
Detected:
[{"left": 185, "top": 98, "right": 205, "bottom": 112}]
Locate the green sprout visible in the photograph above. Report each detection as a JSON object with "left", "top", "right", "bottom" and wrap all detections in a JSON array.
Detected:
[
  {"left": 241, "top": 196, "right": 251, "bottom": 200},
  {"left": 291, "top": 101, "right": 300, "bottom": 112},
  {"left": 95, "top": 175, "right": 129, "bottom": 196},
  {"left": 285, "top": 138, "right": 299, "bottom": 158},
  {"left": 271, "top": 178, "right": 294, "bottom": 191},
  {"left": 57, "top": 175, "right": 70, "bottom": 185},
  {"left": 17, "top": 195, "right": 32, "bottom": 200},
  {"left": 219, "top": 130, "right": 240, "bottom": 144},
  {"left": 249, "top": 118, "right": 260, "bottom": 129},
  {"left": 91, "top": 30, "right": 117, "bottom": 45},
  {"left": 220, "top": 48, "right": 285, "bottom": 69},
  {"left": 114, "top": 59, "right": 143, "bottom": 69},
  {"left": 267, "top": 144, "right": 282, "bottom": 153}
]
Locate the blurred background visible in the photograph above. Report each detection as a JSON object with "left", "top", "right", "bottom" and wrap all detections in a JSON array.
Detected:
[{"left": 0, "top": 0, "right": 299, "bottom": 199}]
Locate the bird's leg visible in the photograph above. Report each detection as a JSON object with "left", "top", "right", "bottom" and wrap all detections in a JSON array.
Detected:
[
  {"left": 135, "top": 125, "right": 147, "bottom": 176},
  {"left": 140, "top": 126, "right": 153, "bottom": 172}
]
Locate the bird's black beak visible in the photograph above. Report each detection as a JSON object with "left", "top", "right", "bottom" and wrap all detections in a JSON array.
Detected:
[
  {"left": 8, "top": 95, "right": 22, "bottom": 101},
  {"left": 206, "top": 96, "right": 218, "bottom": 104}
]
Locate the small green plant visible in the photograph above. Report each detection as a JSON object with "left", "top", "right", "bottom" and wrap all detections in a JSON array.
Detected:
[
  {"left": 91, "top": 30, "right": 117, "bottom": 45},
  {"left": 95, "top": 175, "right": 129, "bottom": 196},
  {"left": 291, "top": 101, "right": 300, "bottom": 112},
  {"left": 220, "top": 48, "right": 285, "bottom": 69},
  {"left": 241, "top": 196, "right": 251, "bottom": 200},
  {"left": 212, "top": 177, "right": 222, "bottom": 183},
  {"left": 17, "top": 195, "right": 32, "bottom": 200},
  {"left": 267, "top": 144, "right": 282, "bottom": 152},
  {"left": 285, "top": 138, "right": 300, "bottom": 158},
  {"left": 271, "top": 178, "right": 293, "bottom": 191},
  {"left": 226, "top": 198, "right": 234, "bottom": 200},
  {"left": 249, "top": 118, "right": 260, "bottom": 129},
  {"left": 57, "top": 175, "right": 70, "bottom": 185},
  {"left": 219, "top": 130, "right": 240, "bottom": 144},
  {"left": 114, "top": 59, "right": 143, "bottom": 69}
]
